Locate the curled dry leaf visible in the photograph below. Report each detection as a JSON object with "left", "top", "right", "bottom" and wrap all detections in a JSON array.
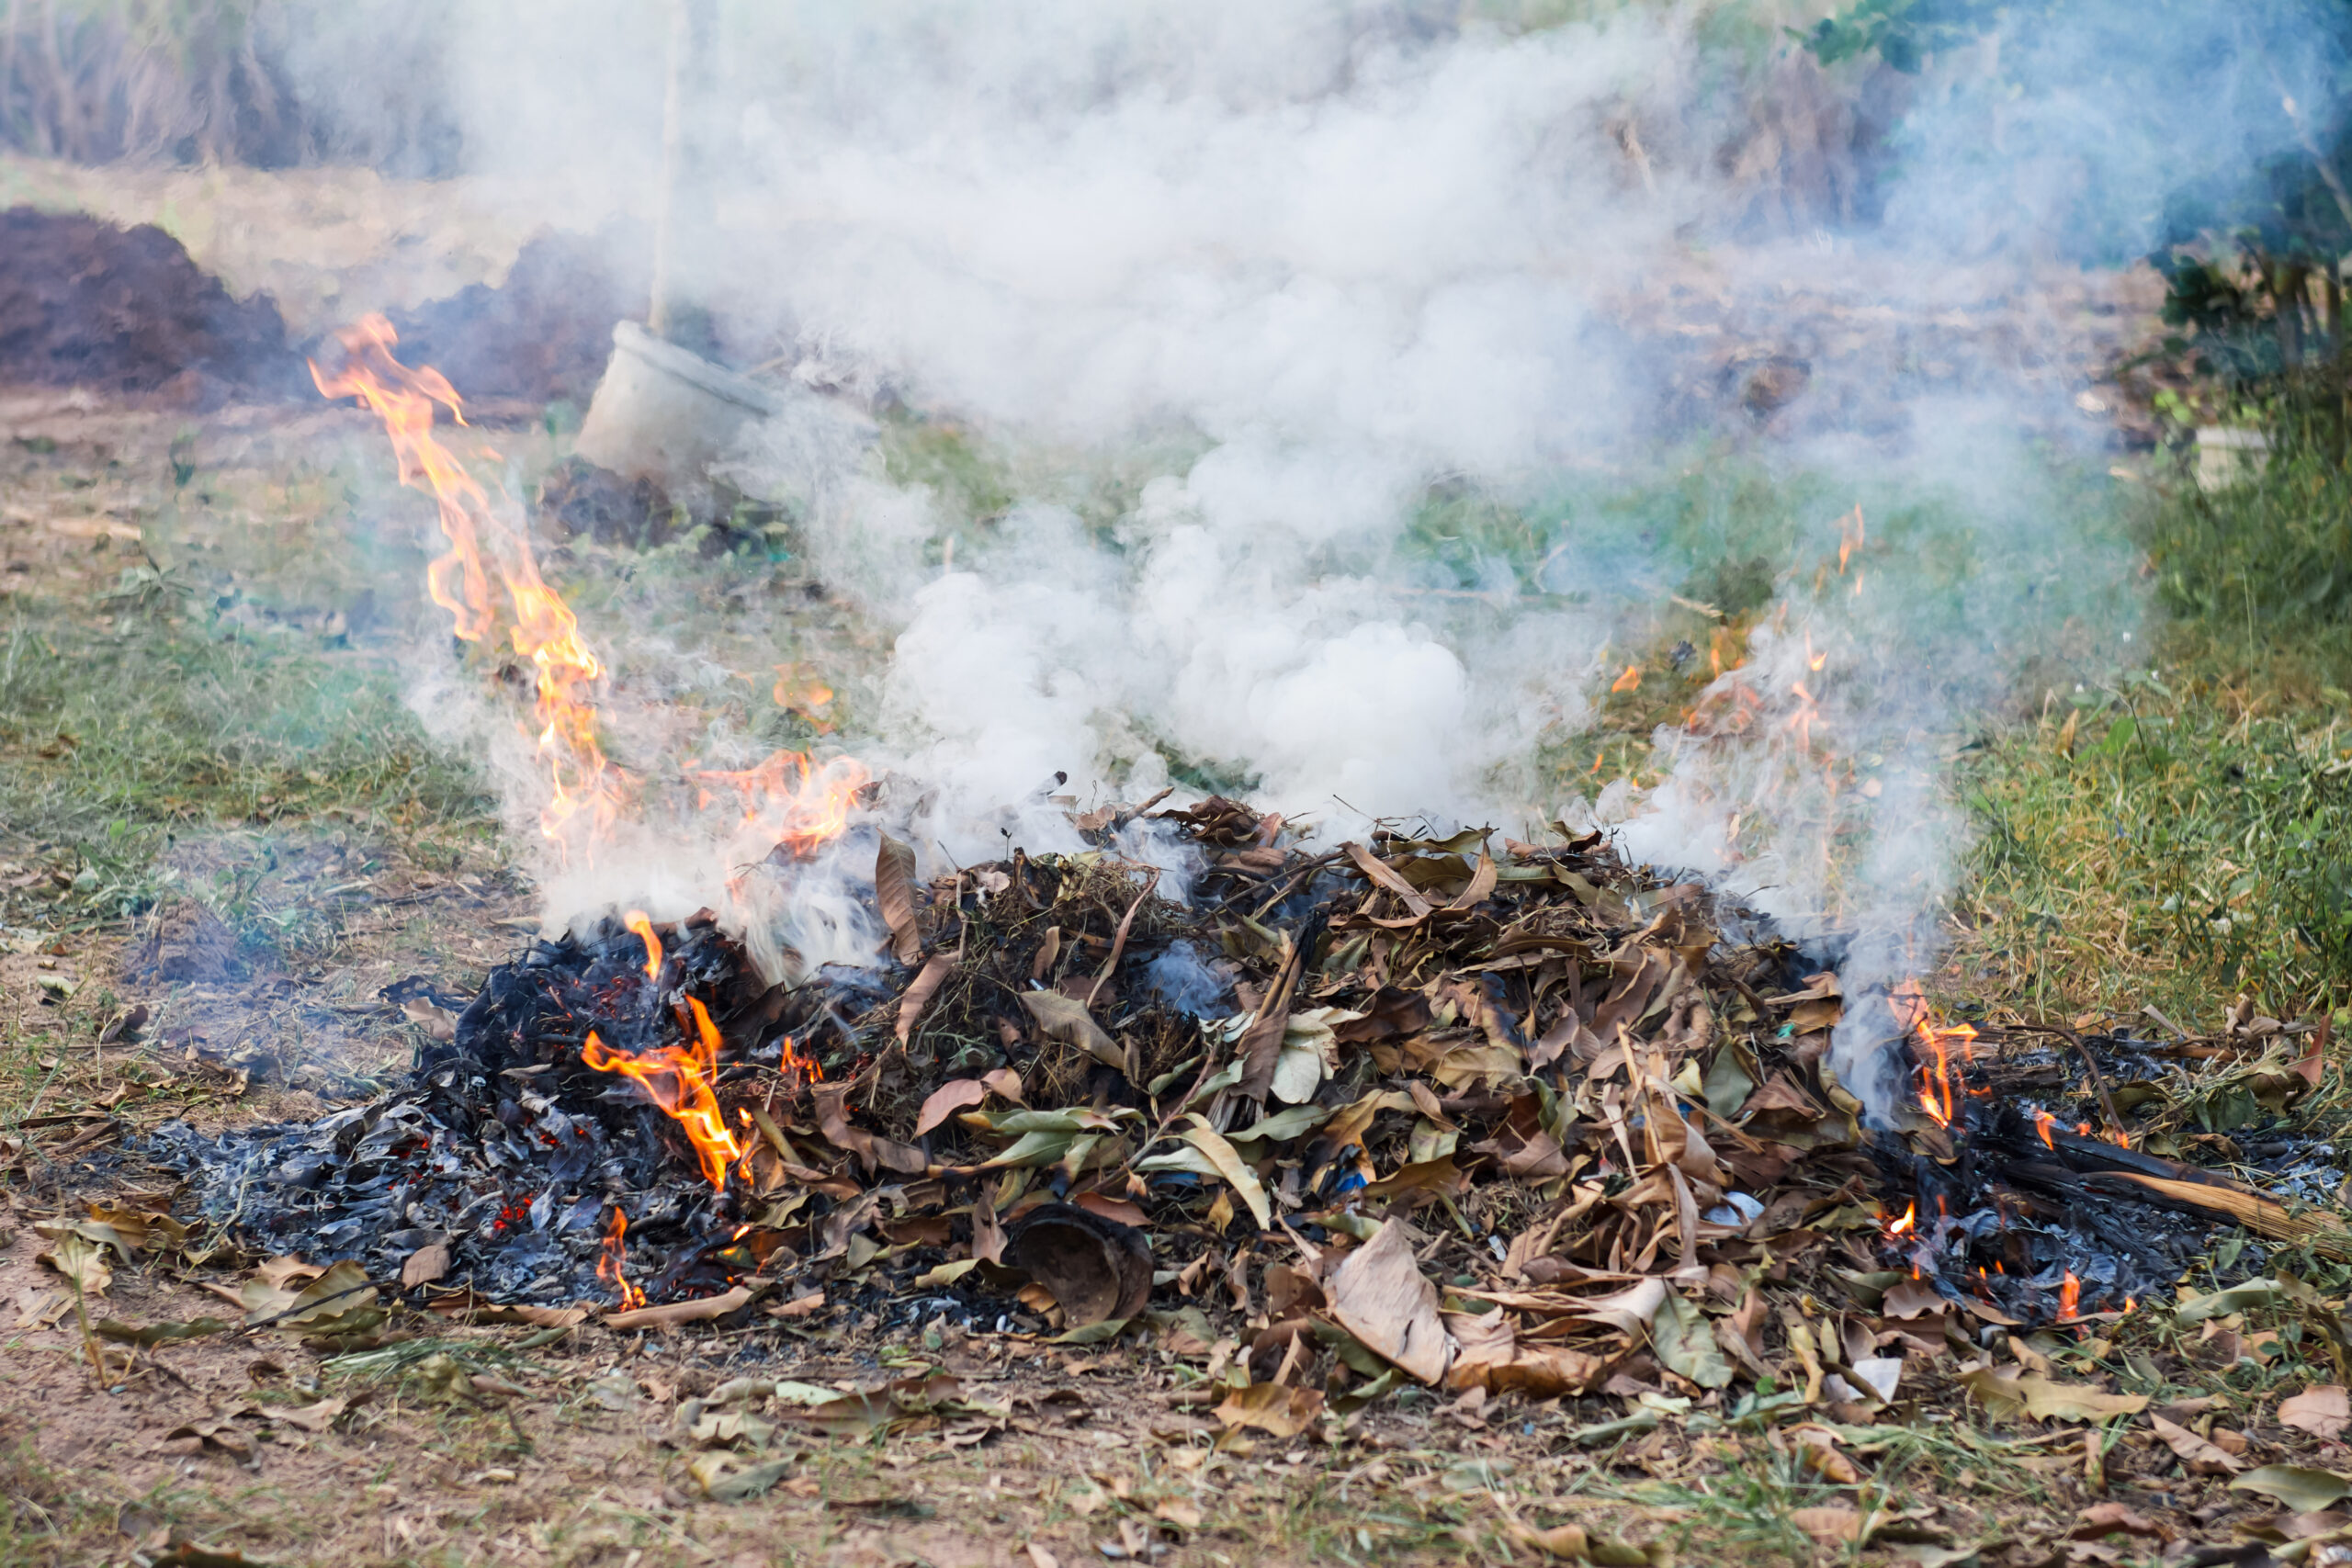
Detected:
[
  {"left": 896, "top": 953, "right": 956, "bottom": 1046},
  {"left": 875, "top": 834, "right": 923, "bottom": 966},
  {"left": 1959, "top": 1366, "right": 2148, "bottom": 1423},
  {"left": 605, "top": 1284, "right": 753, "bottom": 1330}
]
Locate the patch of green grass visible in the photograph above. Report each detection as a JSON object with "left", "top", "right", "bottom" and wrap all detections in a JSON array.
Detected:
[
  {"left": 1959, "top": 437, "right": 2352, "bottom": 1022},
  {"left": 0, "top": 597, "right": 492, "bottom": 923}
]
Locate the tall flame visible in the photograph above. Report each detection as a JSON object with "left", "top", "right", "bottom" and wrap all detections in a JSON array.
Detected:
[
  {"left": 311, "top": 314, "right": 621, "bottom": 851},
  {"left": 581, "top": 997, "right": 744, "bottom": 1190}
]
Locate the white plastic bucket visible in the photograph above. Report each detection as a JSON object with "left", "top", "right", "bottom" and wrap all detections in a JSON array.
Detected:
[{"left": 572, "top": 321, "right": 783, "bottom": 488}]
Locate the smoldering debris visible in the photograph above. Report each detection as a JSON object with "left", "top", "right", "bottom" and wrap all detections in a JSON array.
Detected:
[{"left": 150, "top": 795, "right": 2336, "bottom": 1410}]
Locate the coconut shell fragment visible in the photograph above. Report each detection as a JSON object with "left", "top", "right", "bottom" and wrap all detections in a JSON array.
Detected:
[{"left": 1004, "top": 1202, "right": 1153, "bottom": 1326}]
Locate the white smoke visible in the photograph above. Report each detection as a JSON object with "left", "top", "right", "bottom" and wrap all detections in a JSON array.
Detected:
[{"left": 294, "top": 1, "right": 2341, "bottom": 1113}]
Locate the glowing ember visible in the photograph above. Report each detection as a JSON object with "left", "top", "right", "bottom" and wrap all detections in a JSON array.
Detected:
[
  {"left": 625, "top": 908, "right": 663, "bottom": 984},
  {"left": 598, "top": 1207, "right": 644, "bottom": 1310},
  {"left": 311, "top": 314, "right": 620, "bottom": 852},
  {"left": 2057, "top": 1269, "right": 2082, "bottom": 1322},
  {"left": 581, "top": 997, "right": 744, "bottom": 1190}
]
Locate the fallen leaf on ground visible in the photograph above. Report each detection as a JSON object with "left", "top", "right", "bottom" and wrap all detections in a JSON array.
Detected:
[
  {"left": 274, "top": 1396, "right": 349, "bottom": 1433},
  {"left": 605, "top": 1285, "right": 753, "bottom": 1330},
  {"left": 914, "top": 1077, "right": 989, "bottom": 1136},
  {"left": 1959, "top": 1366, "right": 2148, "bottom": 1423},
  {"left": 1328, "top": 1217, "right": 1451, "bottom": 1383},
  {"left": 2232, "top": 1466, "right": 2352, "bottom": 1512},
  {"left": 2282, "top": 1385, "right": 2352, "bottom": 1440},
  {"left": 96, "top": 1315, "right": 231, "bottom": 1348},
  {"left": 2150, "top": 1413, "right": 2244, "bottom": 1475},
  {"left": 1213, "top": 1381, "right": 1325, "bottom": 1438},
  {"left": 1789, "top": 1507, "right": 1870, "bottom": 1545},
  {"left": 400, "top": 1242, "right": 450, "bottom": 1290},
  {"left": 36, "top": 1232, "right": 110, "bottom": 1295},
  {"left": 1023, "top": 1546, "right": 1060, "bottom": 1568},
  {"left": 2072, "top": 1503, "right": 2171, "bottom": 1542}
]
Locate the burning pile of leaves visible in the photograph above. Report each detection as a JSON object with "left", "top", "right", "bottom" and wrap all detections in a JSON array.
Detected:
[{"left": 143, "top": 789, "right": 2348, "bottom": 1436}]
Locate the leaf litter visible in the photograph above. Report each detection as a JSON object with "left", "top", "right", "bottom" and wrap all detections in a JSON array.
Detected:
[{"left": 19, "top": 791, "right": 2352, "bottom": 1561}]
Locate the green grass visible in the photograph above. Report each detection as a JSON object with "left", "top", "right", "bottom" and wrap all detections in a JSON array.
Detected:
[
  {"left": 0, "top": 593, "right": 493, "bottom": 925},
  {"left": 1959, "top": 427, "right": 2352, "bottom": 1024}
]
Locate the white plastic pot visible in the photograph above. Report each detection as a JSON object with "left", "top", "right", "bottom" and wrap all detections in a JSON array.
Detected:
[{"left": 572, "top": 321, "right": 783, "bottom": 489}]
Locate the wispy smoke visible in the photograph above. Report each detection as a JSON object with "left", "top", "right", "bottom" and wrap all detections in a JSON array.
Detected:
[{"left": 298, "top": 2, "right": 2346, "bottom": 1114}]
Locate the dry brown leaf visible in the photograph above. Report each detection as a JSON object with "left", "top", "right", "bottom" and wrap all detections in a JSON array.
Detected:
[
  {"left": 1213, "top": 1381, "right": 1325, "bottom": 1438},
  {"left": 275, "top": 1395, "right": 350, "bottom": 1433},
  {"left": 876, "top": 834, "right": 922, "bottom": 966},
  {"left": 914, "top": 1077, "right": 990, "bottom": 1136},
  {"left": 1959, "top": 1365, "right": 2149, "bottom": 1424},
  {"left": 400, "top": 1242, "right": 450, "bottom": 1290},
  {"left": 1024, "top": 1545, "right": 1060, "bottom": 1568},
  {"left": 1329, "top": 1217, "right": 1451, "bottom": 1383},
  {"left": 2282, "top": 1385, "right": 2352, "bottom": 1440},
  {"left": 896, "top": 953, "right": 956, "bottom": 1046},
  {"left": 1017, "top": 991, "right": 1124, "bottom": 1071},
  {"left": 2150, "top": 1412, "right": 2245, "bottom": 1475},
  {"left": 1787, "top": 1423, "right": 1864, "bottom": 1484},
  {"left": 36, "top": 1232, "right": 109, "bottom": 1296},
  {"left": 2072, "top": 1502, "right": 2172, "bottom": 1542},
  {"left": 604, "top": 1285, "right": 754, "bottom": 1330},
  {"left": 1789, "top": 1507, "right": 1868, "bottom": 1545}
]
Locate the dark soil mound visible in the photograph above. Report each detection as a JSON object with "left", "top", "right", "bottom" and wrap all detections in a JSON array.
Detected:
[
  {"left": 0, "top": 207, "right": 298, "bottom": 401},
  {"left": 386, "top": 226, "right": 650, "bottom": 407}
]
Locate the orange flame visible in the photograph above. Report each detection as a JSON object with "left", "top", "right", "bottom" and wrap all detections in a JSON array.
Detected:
[
  {"left": 1611, "top": 663, "right": 1642, "bottom": 694},
  {"left": 311, "top": 314, "right": 620, "bottom": 850},
  {"left": 598, "top": 1207, "right": 645, "bottom": 1310},
  {"left": 2033, "top": 1109, "right": 2057, "bottom": 1149},
  {"left": 581, "top": 998, "right": 744, "bottom": 1190},
  {"left": 625, "top": 909, "right": 663, "bottom": 984},
  {"left": 693, "top": 750, "right": 871, "bottom": 859},
  {"left": 2057, "top": 1269, "right": 2081, "bottom": 1322},
  {"left": 1837, "top": 504, "right": 1865, "bottom": 574},
  {"left": 1887, "top": 1201, "right": 1916, "bottom": 1236}
]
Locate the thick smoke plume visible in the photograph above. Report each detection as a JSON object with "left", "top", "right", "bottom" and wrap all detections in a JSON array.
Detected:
[{"left": 304, "top": 1, "right": 2346, "bottom": 1117}]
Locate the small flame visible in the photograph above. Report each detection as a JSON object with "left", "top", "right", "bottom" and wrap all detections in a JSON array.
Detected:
[
  {"left": 2057, "top": 1269, "right": 2082, "bottom": 1322},
  {"left": 581, "top": 998, "right": 744, "bottom": 1190},
  {"left": 2033, "top": 1109, "right": 2057, "bottom": 1149},
  {"left": 1887, "top": 1201, "right": 1916, "bottom": 1236},
  {"left": 1611, "top": 663, "right": 1642, "bottom": 694},
  {"left": 625, "top": 909, "right": 663, "bottom": 984},
  {"left": 692, "top": 750, "right": 871, "bottom": 858},
  {"left": 598, "top": 1207, "right": 645, "bottom": 1310},
  {"left": 1837, "top": 504, "right": 1865, "bottom": 574}
]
